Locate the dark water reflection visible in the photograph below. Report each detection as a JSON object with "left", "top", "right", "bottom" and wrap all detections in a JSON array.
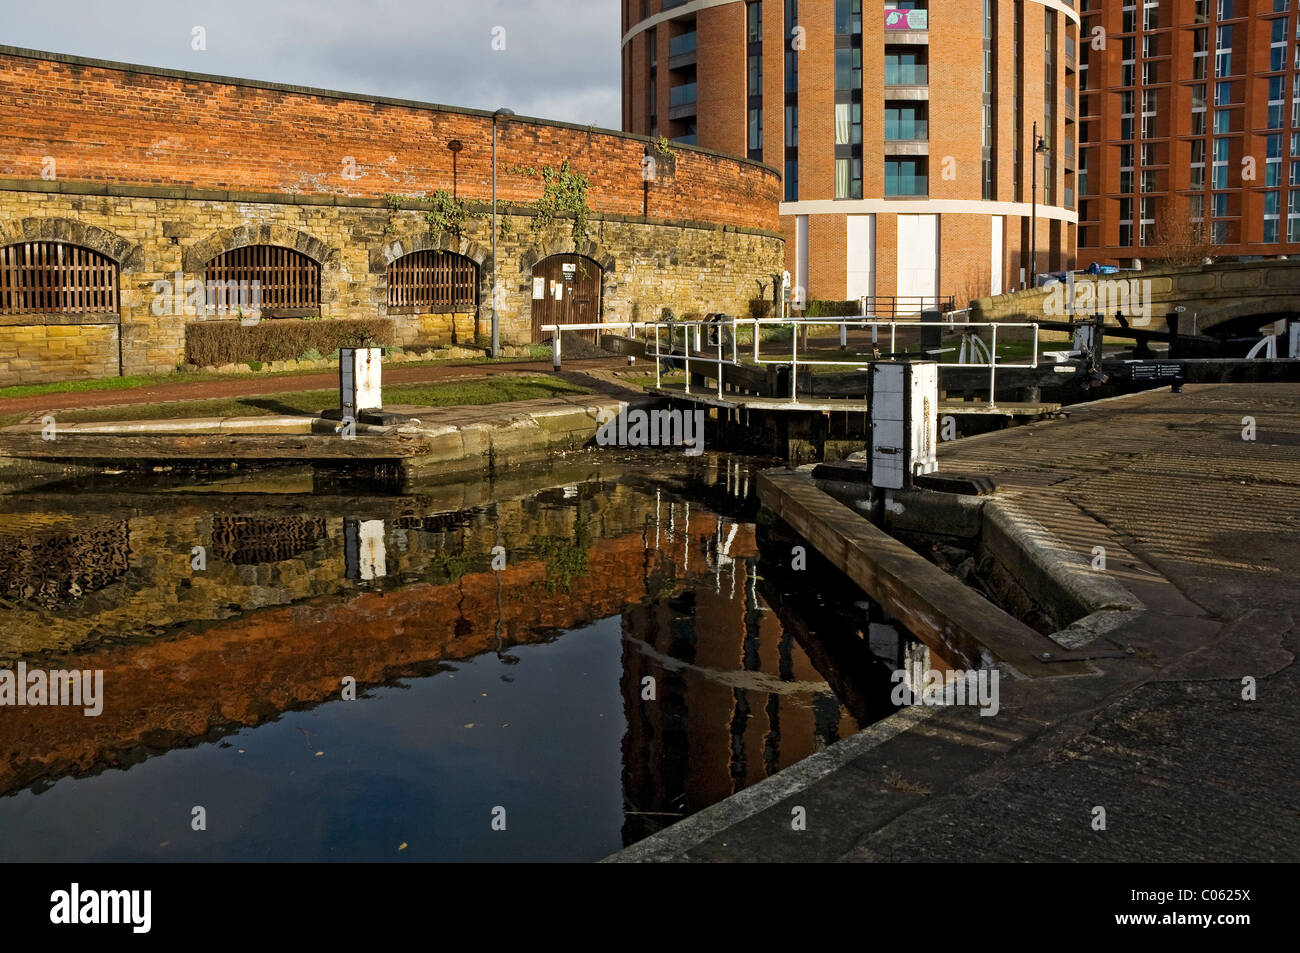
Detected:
[{"left": 0, "top": 452, "right": 927, "bottom": 861}]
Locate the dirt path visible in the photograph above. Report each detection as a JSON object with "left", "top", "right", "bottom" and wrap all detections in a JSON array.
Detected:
[{"left": 0, "top": 357, "right": 625, "bottom": 418}]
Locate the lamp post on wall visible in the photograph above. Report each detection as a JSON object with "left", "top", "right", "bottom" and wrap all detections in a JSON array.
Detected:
[
  {"left": 491, "top": 107, "right": 514, "bottom": 360},
  {"left": 1030, "top": 121, "right": 1049, "bottom": 287},
  {"left": 447, "top": 139, "right": 463, "bottom": 199}
]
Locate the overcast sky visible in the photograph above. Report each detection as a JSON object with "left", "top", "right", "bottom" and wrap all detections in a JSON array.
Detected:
[{"left": 0, "top": 0, "right": 622, "bottom": 127}]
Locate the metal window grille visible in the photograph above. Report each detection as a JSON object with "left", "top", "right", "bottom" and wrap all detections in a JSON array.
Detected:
[
  {"left": 205, "top": 245, "right": 319, "bottom": 317},
  {"left": 386, "top": 251, "right": 478, "bottom": 313},
  {"left": 0, "top": 242, "right": 119, "bottom": 315}
]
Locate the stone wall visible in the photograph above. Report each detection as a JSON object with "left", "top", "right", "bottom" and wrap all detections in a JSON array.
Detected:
[
  {"left": 0, "top": 322, "right": 120, "bottom": 384},
  {"left": 0, "top": 46, "right": 785, "bottom": 385},
  {"left": 971, "top": 259, "right": 1300, "bottom": 332},
  {"left": 0, "top": 187, "right": 784, "bottom": 384}
]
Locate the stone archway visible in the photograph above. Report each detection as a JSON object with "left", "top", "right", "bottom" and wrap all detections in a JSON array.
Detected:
[
  {"left": 517, "top": 237, "right": 615, "bottom": 276},
  {"left": 370, "top": 230, "right": 491, "bottom": 273},
  {"left": 182, "top": 223, "right": 336, "bottom": 273},
  {"left": 0, "top": 217, "right": 143, "bottom": 270},
  {"left": 1195, "top": 296, "right": 1300, "bottom": 335},
  {"left": 519, "top": 238, "right": 616, "bottom": 343},
  {"left": 530, "top": 254, "right": 604, "bottom": 343},
  {"left": 370, "top": 230, "right": 493, "bottom": 311}
]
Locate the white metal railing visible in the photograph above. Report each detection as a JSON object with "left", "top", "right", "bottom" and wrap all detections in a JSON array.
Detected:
[{"left": 541, "top": 312, "right": 1041, "bottom": 404}]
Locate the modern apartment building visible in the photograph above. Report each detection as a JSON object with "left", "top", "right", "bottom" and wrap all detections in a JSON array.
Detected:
[
  {"left": 622, "top": 1, "right": 1081, "bottom": 307},
  {"left": 1078, "top": 0, "right": 1300, "bottom": 265}
]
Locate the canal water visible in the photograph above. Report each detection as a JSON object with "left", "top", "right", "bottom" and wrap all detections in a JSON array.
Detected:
[{"left": 0, "top": 452, "right": 928, "bottom": 862}]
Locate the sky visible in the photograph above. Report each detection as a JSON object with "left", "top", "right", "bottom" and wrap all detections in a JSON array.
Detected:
[{"left": 0, "top": 0, "right": 623, "bottom": 128}]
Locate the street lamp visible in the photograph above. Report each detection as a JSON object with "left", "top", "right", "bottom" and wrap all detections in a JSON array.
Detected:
[
  {"left": 447, "top": 139, "right": 463, "bottom": 199},
  {"left": 491, "top": 107, "right": 514, "bottom": 359},
  {"left": 1030, "top": 121, "right": 1049, "bottom": 287}
]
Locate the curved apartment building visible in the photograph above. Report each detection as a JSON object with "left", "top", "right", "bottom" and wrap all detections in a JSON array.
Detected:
[{"left": 622, "top": 0, "right": 1080, "bottom": 307}]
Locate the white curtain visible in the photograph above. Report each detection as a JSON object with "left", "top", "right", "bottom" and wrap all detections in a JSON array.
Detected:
[
  {"left": 835, "top": 103, "right": 850, "bottom": 145},
  {"left": 835, "top": 159, "right": 850, "bottom": 199}
]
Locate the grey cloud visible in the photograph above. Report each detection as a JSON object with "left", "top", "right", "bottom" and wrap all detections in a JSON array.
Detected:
[{"left": 0, "top": 0, "right": 621, "bottom": 127}]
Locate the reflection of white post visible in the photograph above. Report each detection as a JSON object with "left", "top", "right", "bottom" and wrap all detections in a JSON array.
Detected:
[
  {"left": 359, "top": 519, "right": 387, "bottom": 580},
  {"left": 655, "top": 489, "right": 661, "bottom": 550},
  {"left": 344, "top": 517, "right": 387, "bottom": 581}
]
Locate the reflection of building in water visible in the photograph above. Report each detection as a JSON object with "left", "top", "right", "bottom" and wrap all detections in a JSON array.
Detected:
[
  {"left": 620, "top": 501, "right": 857, "bottom": 845},
  {"left": 0, "top": 470, "right": 868, "bottom": 838},
  {"left": 210, "top": 515, "right": 328, "bottom": 565},
  {"left": 0, "top": 490, "right": 683, "bottom": 795},
  {"left": 0, "top": 515, "right": 130, "bottom": 607}
]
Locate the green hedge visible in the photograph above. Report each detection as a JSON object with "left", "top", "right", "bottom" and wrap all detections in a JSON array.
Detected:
[
  {"left": 802, "top": 299, "right": 862, "bottom": 317},
  {"left": 184, "top": 318, "right": 397, "bottom": 367}
]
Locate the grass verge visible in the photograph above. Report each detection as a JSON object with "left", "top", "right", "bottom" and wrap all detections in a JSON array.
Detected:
[
  {"left": 0, "top": 347, "right": 559, "bottom": 402},
  {"left": 1, "top": 376, "right": 590, "bottom": 428}
]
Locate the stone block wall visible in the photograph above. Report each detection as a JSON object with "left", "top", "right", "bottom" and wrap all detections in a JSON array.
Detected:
[
  {"left": 0, "top": 187, "right": 784, "bottom": 384},
  {"left": 0, "top": 323, "right": 119, "bottom": 384}
]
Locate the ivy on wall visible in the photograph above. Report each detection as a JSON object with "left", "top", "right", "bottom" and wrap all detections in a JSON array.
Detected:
[
  {"left": 384, "top": 159, "right": 592, "bottom": 247},
  {"left": 385, "top": 190, "right": 471, "bottom": 239},
  {"left": 506, "top": 159, "right": 592, "bottom": 245}
]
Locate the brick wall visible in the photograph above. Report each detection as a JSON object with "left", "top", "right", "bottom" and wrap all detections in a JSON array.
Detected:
[
  {"left": 0, "top": 48, "right": 778, "bottom": 232},
  {"left": 623, "top": 0, "right": 1078, "bottom": 302},
  {"left": 0, "top": 47, "right": 784, "bottom": 385}
]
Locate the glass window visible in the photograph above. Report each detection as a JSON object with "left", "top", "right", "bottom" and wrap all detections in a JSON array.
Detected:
[
  {"left": 835, "top": 47, "right": 862, "bottom": 89},
  {"left": 834, "top": 0, "right": 861, "bottom": 35}
]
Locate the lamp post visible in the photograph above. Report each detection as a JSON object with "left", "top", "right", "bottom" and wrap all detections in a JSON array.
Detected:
[
  {"left": 491, "top": 107, "right": 514, "bottom": 359},
  {"left": 1030, "top": 121, "right": 1049, "bottom": 287},
  {"left": 447, "top": 139, "right": 463, "bottom": 199}
]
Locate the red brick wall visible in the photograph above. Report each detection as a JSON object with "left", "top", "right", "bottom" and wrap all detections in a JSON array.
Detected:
[
  {"left": 698, "top": 3, "right": 747, "bottom": 154},
  {"left": 0, "top": 48, "right": 780, "bottom": 232}
]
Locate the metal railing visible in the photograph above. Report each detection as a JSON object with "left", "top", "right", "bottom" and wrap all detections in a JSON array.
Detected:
[
  {"left": 541, "top": 311, "right": 1040, "bottom": 405},
  {"left": 735, "top": 313, "right": 1040, "bottom": 403},
  {"left": 849, "top": 295, "right": 955, "bottom": 317}
]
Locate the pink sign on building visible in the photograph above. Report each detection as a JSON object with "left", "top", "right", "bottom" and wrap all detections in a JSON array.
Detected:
[{"left": 884, "top": 10, "right": 928, "bottom": 30}]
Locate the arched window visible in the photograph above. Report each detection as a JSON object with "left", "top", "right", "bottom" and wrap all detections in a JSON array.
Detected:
[
  {"left": 387, "top": 250, "right": 478, "bottom": 313},
  {"left": 205, "top": 245, "right": 320, "bottom": 317},
  {"left": 0, "top": 242, "right": 119, "bottom": 316}
]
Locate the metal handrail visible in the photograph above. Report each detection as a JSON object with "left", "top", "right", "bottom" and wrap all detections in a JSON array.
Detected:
[{"left": 540, "top": 313, "right": 1040, "bottom": 404}]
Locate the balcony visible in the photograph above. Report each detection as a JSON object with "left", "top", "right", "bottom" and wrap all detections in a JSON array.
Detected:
[
  {"left": 668, "top": 81, "right": 697, "bottom": 120},
  {"left": 668, "top": 31, "right": 696, "bottom": 70},
  {"left": 884, "top": 175, "right": 928, "bottom": 197},
  {"left": 885, "top": 64, "right": 928, "bottom": 86},
  {"left": 885, "top": 119, "right": 928, "bottom": 141}
]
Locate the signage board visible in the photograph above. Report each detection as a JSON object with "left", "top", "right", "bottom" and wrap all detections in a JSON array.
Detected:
[{"left": 884, "top": 9, "right": 927, "bottom": 29}]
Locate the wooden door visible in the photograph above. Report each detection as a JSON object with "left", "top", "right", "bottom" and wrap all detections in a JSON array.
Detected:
[{"left": 530, "top": 254, "right": 602, "bottom": 343}]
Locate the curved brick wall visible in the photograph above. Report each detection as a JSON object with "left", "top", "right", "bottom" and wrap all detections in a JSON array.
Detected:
[
  {"left": 0, "top": 47, "right": 779, "bottom": 231},
  {"left": 0, "top": 47, "right": 784, "bottom": 384}
]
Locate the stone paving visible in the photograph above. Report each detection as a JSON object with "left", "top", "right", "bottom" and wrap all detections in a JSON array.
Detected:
[{"left": 613, "top": 383, "right": 1300, "bottom": 862}]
